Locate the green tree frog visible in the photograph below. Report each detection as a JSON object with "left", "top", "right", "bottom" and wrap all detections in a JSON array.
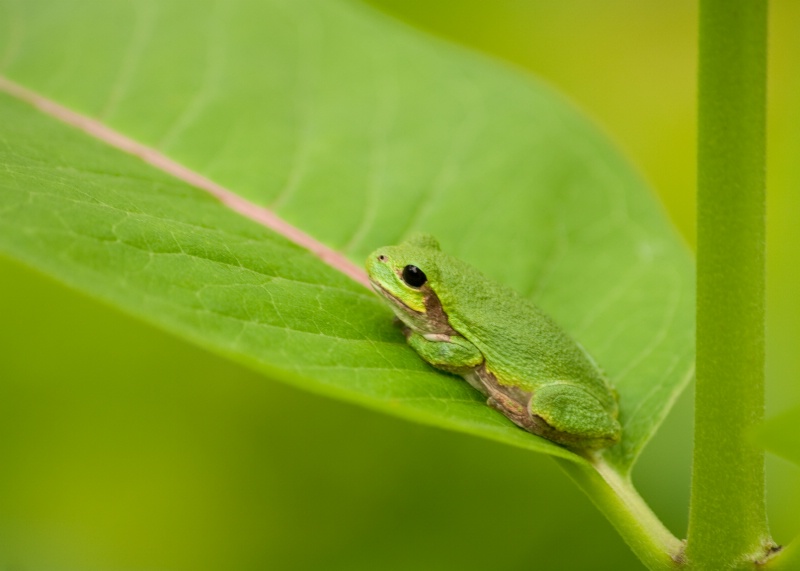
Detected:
[{"left": 366, "top": 234, "right": 621, "bottom": 450}]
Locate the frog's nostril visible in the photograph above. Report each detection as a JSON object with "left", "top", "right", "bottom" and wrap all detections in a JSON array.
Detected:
[{"left": 378, "top": 255, "right": 387, "bottom": 262}]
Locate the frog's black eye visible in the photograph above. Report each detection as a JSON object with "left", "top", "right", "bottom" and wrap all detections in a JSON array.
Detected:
[{"left": 402, "top": 265, "right": 427, "bottom": 288}]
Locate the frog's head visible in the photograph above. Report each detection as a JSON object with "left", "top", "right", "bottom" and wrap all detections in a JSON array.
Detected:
[{"left": 366, "top": 233, "right": 453, "bottom": 335}]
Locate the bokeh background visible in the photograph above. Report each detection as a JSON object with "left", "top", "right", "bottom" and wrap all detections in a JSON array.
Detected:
[{"left": 1, "top": 1, "right": 798, "bottom": 569}]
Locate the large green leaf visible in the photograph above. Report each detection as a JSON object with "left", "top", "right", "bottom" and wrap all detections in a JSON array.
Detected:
[{"left": 0, "top": 0, "right": 693, "bottom": 471}]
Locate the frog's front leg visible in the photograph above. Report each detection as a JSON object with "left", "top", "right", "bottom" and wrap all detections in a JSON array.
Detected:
[{"left": 405, "top": 331, "right": 483, "bottom": 375}]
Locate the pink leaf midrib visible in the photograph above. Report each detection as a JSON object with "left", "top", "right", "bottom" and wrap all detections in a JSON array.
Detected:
[{"left": 0, "top": 75, "right": 370, "bottom": 289}]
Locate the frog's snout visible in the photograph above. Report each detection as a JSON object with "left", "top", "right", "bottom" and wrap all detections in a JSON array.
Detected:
[{"left": 366, "top": 250, "right": 391, "bottom": 282}]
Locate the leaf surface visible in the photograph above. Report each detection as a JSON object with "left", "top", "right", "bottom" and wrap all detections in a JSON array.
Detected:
[{"left": 0, "top": 0, "right": 694, "bottom": 470}]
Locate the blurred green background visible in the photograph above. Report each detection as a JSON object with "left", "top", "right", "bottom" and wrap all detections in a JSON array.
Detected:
[{"left": 1, "top": 1, "right": 798, "bottom": 569}]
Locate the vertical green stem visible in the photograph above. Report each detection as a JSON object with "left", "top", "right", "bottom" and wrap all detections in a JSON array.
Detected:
[{"left": 686, "top": 0, "right": 771, "bottom": 568}]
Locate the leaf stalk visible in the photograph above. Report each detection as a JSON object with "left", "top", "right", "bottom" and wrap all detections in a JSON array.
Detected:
[{"left": 557, "top": 456, "right": 683, "bottom": 570}]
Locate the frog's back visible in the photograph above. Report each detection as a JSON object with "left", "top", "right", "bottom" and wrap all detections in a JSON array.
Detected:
[{"left": 435, "top": 256, "right": 615, "bottom": 410}]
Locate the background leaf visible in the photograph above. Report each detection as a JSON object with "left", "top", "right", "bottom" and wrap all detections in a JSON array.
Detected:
[
  {"left": 759, "top": 407, "right": 800, "bottom": 467},
  {"left": 0, "top": 0, "right": 693, "bottom": 472}
]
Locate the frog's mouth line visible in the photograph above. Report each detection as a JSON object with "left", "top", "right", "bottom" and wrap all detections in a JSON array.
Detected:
[{"left": 369, "top": 278, "right": 424, "bottom": 315}]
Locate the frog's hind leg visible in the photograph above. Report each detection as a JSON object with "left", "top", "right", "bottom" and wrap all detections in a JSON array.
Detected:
[{"left": 528, "top": 382, "right": 621, "bottom": 449}]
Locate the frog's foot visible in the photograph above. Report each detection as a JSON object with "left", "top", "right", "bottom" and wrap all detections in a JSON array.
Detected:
[
  {"left": 474, "top": 365, "right": 537, "bottom": 431},
  {"left": 486, "top": 395, "right": 537, "bottom": 432},
  {"left": 392, "top": 316, "right": 412, "bottom": 339}
]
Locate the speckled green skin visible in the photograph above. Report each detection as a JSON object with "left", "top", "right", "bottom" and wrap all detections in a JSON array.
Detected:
[{"left": 367, "top": 234, "right": 620, "bottom": 450}]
